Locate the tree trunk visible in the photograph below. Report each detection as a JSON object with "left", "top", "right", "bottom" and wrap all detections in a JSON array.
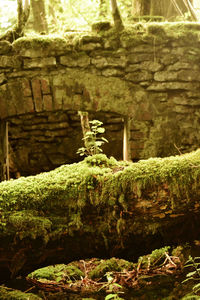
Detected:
[
  {"left": 0, "top": 0, "right": 30, "bottom": 42},
  {"left": 110, "top": 0, "right": 124, "bottom": 30},
  {"left": 132, "top": 0, "right": 150, "bottom": 16},
  {"left": 30, "top": 0, "right": 48, "bottom": 33},
  {"left": 150, "top": 0, "right": 165, "bottom": 16},
  {"left": 0, "top": 150, "right": 199, "bottom": 281}
]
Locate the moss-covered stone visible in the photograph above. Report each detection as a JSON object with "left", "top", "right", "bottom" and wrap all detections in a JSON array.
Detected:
[
  {"left": 88, "top": 257, "right": 133, "bottom": 280},
  {"left": 0, "top": 286, "right": 42, "bottom": 300},
  {"left": 28, "top": 263, "right": 84, "bottom": 283}
]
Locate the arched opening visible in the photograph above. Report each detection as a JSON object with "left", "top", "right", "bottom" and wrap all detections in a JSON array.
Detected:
[{"left": 0, "top": 110, "right": 124, "bottom": 180}]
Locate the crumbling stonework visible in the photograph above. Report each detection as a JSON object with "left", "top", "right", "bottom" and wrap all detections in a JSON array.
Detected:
[{"left": 0, "top": 23, "right": 200, "bottom": 176}]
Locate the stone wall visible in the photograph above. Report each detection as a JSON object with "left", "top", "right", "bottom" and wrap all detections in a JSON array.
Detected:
[{"left": 0, "top": 22, "right": 200, "bottom": 177}]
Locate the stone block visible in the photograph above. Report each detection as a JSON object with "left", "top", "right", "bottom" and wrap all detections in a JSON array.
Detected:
[
  {"left": 129, "top": 45, "right": 155, "bottom": 53},
  {"left": 125, "top": 71, "right": 152, "bottom": 82},
  {"left": 24, "top": 57, "right": 56, "bottom": 69},
  {"left": 130, "top": 141, "right": 144, "bottom": 149},
  {"left": 177, "top": 70, "right": 200, "bottom": 82},
  {"left": 102, "top": 68, "right": 124, "bottom": 77},
  {"left": 0, "top": 74, "right": 7, "bottom": 85},
  {"left": 41, "top": 79, "right": 51, "bottom": 94},
  {"left": 154, "top": 71, "right": 178, "bottom": 81},
  {"left": 60, "top": 55, "right": 90, "bottom": 67},
  {"left": 147, "top": 82, "right": 200, "bottom": 91},
  {"left": 172, "top": 97, "right": 200, "bottom": 106},
  {"left": 24, "top": 97, "right": 35, "bottom": 113},
  {"left": 140, "top": 61, "right": 163, "bottom": 72},
  {"left": 160, "top": 54, "right": 178, "bottom": 65},
  {"left": 131, "top": 131, "right": 144, "bottom": 140},
  {"left": 172, "top": 105, "right": 194, "bottom": 114},
  {"left": 53, "top": 88, "right": 64, "bottom": 110},
  {"left": 0, "top": 56, "right": 21, "bottom": 68},
  {"left": 80, "top": 43, "right": 102, "bottom": 51},
  {"left": 80, "top": 35, "right": 102, "bottom": 44},
  {"left": 22, "top": 79, "right": 32, "bottom": 97},
  {"left": 43, "top": 95, "right": 53, "bottom": 111},
  {"left": 91, "top": 57, "right": 108, "bottom": 69},
  {"left": 128, "top": 53, "right": 153, "bottom": 63},
  {"left": 167, "top": 62, "right": 196, "bottom": 71},
  {"left": 31, "top": 78, "right": 43, "bottom": 112}
]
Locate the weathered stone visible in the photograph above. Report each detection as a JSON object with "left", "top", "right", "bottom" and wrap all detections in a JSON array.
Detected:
[
  {"left": 167, "top": 62, "right": 198, "bottom": 71},
  {"left": 172, "top": 97, "right": 200, "bottom": 106},
  {"left": 128, "top": 53, "right": 153, "bottom": 63},
  {"left": 0, "top": 56, "right": 21, "bottom": 68},
  {"left": 31, "top": 78, "right": 43, "bottom": 112},
  {"left": 154, "top": 71, "right": 178, "bottom": 81},
  {"left": 80, "top": 43, "right": 102, "bottom": 51},
  {"left": 60, "top": 55, "right": 90, "bottom": 67},
  {"left": 24, "top": 97, "right": 35, "bottom": 113},
  {"left": 43, "top": 95, "right": 53, "bottom": 111},
  {"left": 160, "top": 54, "right": 178, "bottom": 65},
  {"left": 0, "top": 41, "right": 12, "bottom": 55},
  {"left": 147, "top": 82, "right": 199, "bottom": 91},
  {"left": 140, "top": 61, "right": 163, "bottom": 72},
  {"left": 41, "top": 78, "right": 51, "bottom": 94},
  {"left": 22, "top": 78, "right": 32, "bottom": 97},
  {"left": 0, "top": 74, "right": 7, "bottom": 85},
  {"left": 80, "top": 35, "right": 103, "bottom": 44},
  {"left": 177, "top": 70, "right": 200, "bottom": 81},
  {"left": 172, "top": 105, "right": 194, "bottom": 114},
  {"left": 186, "top": 91, "right": 200, "bottom": 98},
  {"left": 102, "top": 68, "right": 124, "bottom": 77},
  {"left": 126, "top": 71, "right": 152, "bottom": 82},
  {"left": 24, "top": 57, "right": 56, "bottom": 69},
  {"left": 91, "top": 57, "right": 108, "bottom": 69},
  {"left": 129, "top": 45, "right": 155, "bottom": 53}
]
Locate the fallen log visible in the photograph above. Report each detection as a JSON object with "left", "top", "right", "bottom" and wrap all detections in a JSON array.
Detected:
[{"left": 0, "top": 150, "right": 199, "bottom": 281}]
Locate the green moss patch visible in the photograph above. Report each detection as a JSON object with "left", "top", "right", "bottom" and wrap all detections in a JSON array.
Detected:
[
  {"left": 0, "top": 286, "right": 41, "bottom": 300},
  {"left": 0, "top": 150, "right": 199, "bottom": 239},
  {"left": 28, "top": 263, "right": 84, "bottom": 283}
]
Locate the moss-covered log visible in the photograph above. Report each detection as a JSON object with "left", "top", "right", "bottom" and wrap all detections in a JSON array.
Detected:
[{"left": 0, "top": 150, "right": 200, "bottom": 281}]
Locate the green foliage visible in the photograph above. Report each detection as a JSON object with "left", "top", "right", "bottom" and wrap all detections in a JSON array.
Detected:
[
  {"left": 182, "top": 256, "right": 200, "bottom": 299},
  {"left": 77, "top": 120, "right": 108, "bottom": 157},
  {"left": 138, "top": 246, "right": 171, "bottom": 268}
]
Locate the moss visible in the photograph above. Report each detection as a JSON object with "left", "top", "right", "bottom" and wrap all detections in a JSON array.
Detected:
[
  {"left": 0, "top": 286, "right": 41, "bottom": 300},
  {"left": 84, "top": 154, "right": 117, "bottom": 167},
  {"left": 138, "top": 246, "right": 171, "bottom": 268},
  {"left": 0, "top": 150, "right": 199, "bottom": 238},
  {"left": 88, "top": 257, "right": 133, "bottom": 279},
  {"left": 7, "top": 211, "right": 52, "bottom": 242},
  {"left": 12, "top": 35, "right": 69, "bottom": 52},
  {"left": 28, "top": 262, "right": 84, "bottom": 283}
]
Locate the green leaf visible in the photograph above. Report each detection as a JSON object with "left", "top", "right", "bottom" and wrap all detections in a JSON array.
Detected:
[
  {"left": 193, "top": 283, "right": 200, "bottom": 292},
  {"left": 187, "top": 271, "right": 197, "bottom": 277},
  {"left": 97, "top": 127, "right": 105, "bottom": 133},
  {"left": 101, "top": 137, "right": 109, "bottom": 143},
  {"left": 105, "top": 294, "right": 116, "bottom": 300},
  {"left": 95, "top": 141, "right": 104, "bottom": 146}
]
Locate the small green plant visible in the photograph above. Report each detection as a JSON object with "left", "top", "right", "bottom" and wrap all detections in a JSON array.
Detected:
[
  {"left": 182, "top": 256, "right": 200, "bottom": 299},
  {"left": 77, "top": 120, "right": 108, "bottom": 156},
  {"left": 102, "top": 272, "right": 125, "bottom": 300}
]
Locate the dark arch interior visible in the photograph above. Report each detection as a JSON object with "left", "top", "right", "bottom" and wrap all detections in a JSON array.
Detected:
[{"left": 7, "top": 110, "right": 124, "bottom": 179}]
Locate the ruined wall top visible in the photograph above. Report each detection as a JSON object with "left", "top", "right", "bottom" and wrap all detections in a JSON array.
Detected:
[{"left": 0, "top": 22, "right": 200, "bottom": 119}]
